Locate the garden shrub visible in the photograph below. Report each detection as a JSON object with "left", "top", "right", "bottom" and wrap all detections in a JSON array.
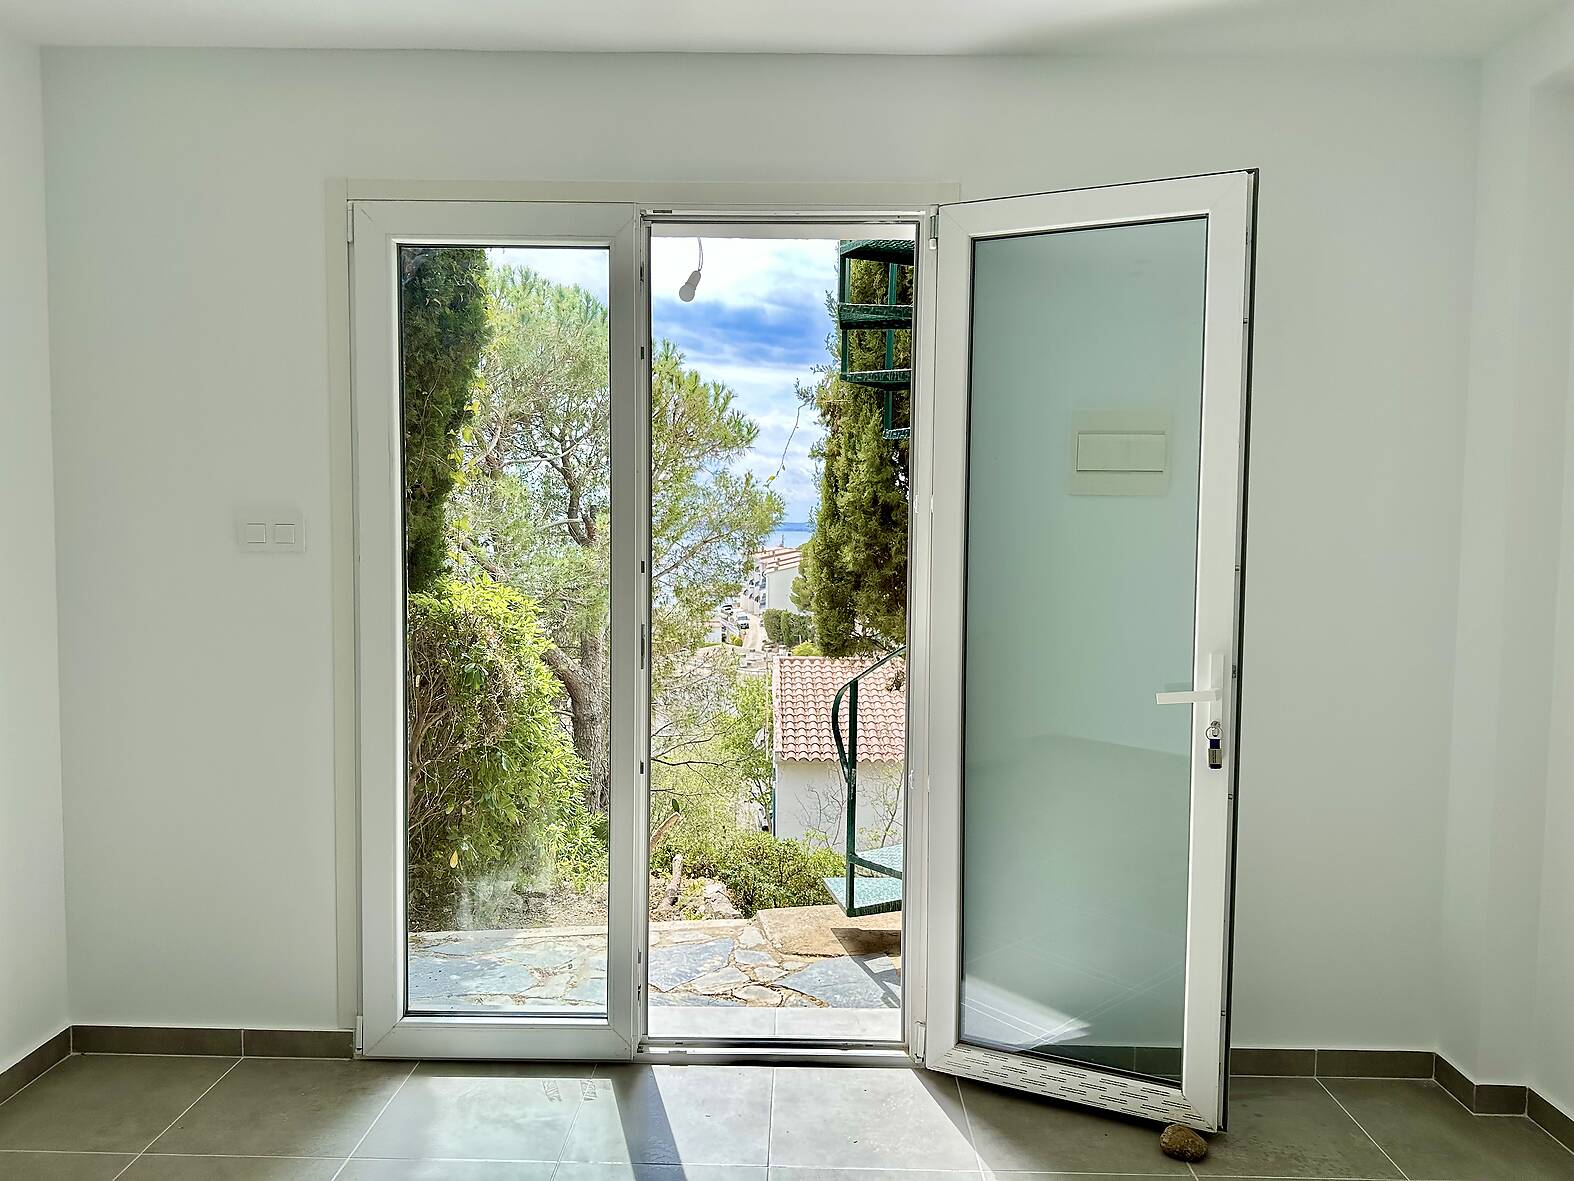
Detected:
[
  {"left": 405, "top": 577, "right": 584, "bottom": 928},
  {"left": 761, "top": 608, "right": 815, "bottom": 648},
  {"left": 653, "top": 821, "right": 843, "bottom": 916}
]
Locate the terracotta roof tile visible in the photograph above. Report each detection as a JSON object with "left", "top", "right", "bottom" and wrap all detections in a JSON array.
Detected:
[{"left": 772, "top": 654, "right": 906, "bottom": 763}]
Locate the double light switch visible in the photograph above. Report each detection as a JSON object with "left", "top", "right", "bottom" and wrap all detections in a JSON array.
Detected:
[{"left": 236, "top": 513, "right": 305, "bottom": 553}]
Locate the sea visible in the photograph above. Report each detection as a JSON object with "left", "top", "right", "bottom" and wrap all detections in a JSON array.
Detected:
[{"left": 768, "top": 523, "right": 814, "bottom": 550}]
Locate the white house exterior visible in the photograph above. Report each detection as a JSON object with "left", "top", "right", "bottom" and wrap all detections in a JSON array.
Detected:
[
  {"left": 770, "top": 654, "right": 905, "bottom": 852},
  {"left": 759, "top": 546, "right": 802, "bottom": 614},
  {"left": 741, "top": 545, "right": 801, "bottom": 619}
]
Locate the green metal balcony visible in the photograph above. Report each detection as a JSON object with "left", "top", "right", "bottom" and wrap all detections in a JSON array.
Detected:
[
  {"left": 838, "top": 240, "right": 915, "bottom": 441},
  {"left": 838, "top": 239, "right": 918, "bottom": 265}
]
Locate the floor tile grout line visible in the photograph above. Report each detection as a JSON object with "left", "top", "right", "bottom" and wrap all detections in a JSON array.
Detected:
[
  {"left": 326, "top": 1059, "right": 419, "bottom": 1181},
  {"left": 0, "top": 1048, "right": 74, "bottom": 1112},
  {"left": 950, "top": 1071, "right": 986, "bottom": 1175},
  {"left": 1315, "top": 1077, "right": 1411, "bottom": 1181},
  {"left": 109, "top": 1055, "right": 246, "bottom": 1181},
  {"left": 1524, "top": 1111, "right": 1574, "bottom": 1161},
  {"left": 766, "top": 1064, "right": 777, "bottom": 1167},
  {"left": 544, "top": 1062, "right": 605, "bottom": 1174},
  {"left": 106, "top": 1151, "right": 350, "bottom": 1160}
]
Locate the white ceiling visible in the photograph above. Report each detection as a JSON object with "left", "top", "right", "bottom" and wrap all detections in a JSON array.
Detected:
[{"left": 0, "top": 0, "right": 1561, "bottom": 56}]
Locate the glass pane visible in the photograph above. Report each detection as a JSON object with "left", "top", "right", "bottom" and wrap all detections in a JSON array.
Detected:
[
  {"left": 960, "top": 218, "right": 1207, "bottom": 1083},
  {"left": 400, "top": 244, "right": 612, "bottom": 1015}
]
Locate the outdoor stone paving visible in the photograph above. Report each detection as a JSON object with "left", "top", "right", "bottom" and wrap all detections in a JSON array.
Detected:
[{"left": 408, "top": 906, "right": 901, "bottom": 1012}]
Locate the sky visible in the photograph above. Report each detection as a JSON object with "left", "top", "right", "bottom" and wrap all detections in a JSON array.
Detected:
[{"left": 490, "top": 238, "right": 842, "bottom": 529}]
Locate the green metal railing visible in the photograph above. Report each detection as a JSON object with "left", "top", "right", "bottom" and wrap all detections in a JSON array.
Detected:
[{"left": 828, "top": 645, "right": 907, "bottom": 916}]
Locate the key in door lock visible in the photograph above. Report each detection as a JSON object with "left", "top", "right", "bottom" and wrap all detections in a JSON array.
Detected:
[{"left": 1206, "top": 721, "right": 1223, "bottom": 769}]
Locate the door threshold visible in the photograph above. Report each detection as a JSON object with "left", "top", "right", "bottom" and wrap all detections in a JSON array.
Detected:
[{"left": 637, "top": 1041, "right": 913, "bottom": 1067}]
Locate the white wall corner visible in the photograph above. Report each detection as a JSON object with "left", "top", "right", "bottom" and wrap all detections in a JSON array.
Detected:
[
  {"left": 0, "top": 25, "right": 70, "bottom": 1073},
  {"left": 1440, "top": 0, "right": 1574, "bottom": 1102}
]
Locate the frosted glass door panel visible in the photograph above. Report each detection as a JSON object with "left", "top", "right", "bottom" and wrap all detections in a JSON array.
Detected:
[{"left": 960, "top": 218, "right": 1207, "bottom": 1083}]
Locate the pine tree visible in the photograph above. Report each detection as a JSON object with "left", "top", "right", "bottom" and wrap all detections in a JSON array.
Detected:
[
  {"left": 399, "top": 247, "right": 492, "bottom": 594},
  {"left": 800, "top": 254, "right": 911, "bottom": 654}
]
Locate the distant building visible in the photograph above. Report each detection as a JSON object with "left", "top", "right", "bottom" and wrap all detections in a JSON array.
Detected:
[
  {"left": 755, "top": 546, "right": 803, "bottom": 614},
  {"left": 770, "top": 654, "right": 906, "bottom": 851},
  {"left": 744, "top": 545, "right": 801, "bottom": 618}
]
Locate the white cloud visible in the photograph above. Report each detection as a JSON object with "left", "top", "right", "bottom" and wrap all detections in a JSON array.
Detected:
[
  {"left": 488, "top": 246, "right": 610, "bottom": 303},
  {"left": 649, "top": 237, "right": 846, "bottom": 523},
  {"left": 651, "top": 237, "right": 837, "bottom": 314}
]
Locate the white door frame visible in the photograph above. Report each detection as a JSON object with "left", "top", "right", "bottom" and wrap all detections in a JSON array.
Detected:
[
  {"left": 633, "top": 208, "right": 933, "bottom": 1053},
  {"left": 917, "top": 172, "right": 1254, "bottom": 1130},
  {"left": 351, "top": 198, "right": 641, "bottom": 1059}
]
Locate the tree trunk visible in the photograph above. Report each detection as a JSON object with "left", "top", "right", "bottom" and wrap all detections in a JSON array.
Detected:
[
  {"left": 542, "top": 638, "right": 610, "bottom": 813},
  {"left": 658, "top": 853, "right": 684, "bottom": 915}
]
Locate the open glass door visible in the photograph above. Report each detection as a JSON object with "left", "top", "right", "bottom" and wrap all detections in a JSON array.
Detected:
[
  {"left": 917, "top": 173, "right": 1253, "bottom": 1129},
  {"left": 353, "top": 200, "right": 642, "bottom": 1059}
]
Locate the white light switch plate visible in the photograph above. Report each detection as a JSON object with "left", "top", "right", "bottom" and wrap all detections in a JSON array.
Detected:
[{"left": 235, "top": 509, "right": 306, "bottom": 553}]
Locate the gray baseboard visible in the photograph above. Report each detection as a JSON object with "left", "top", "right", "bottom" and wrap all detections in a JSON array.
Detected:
[
  {"left": 69, "top": 1025, "right": 354, "bottom": 1059},
  {"left": 0, "top": 1028, "right": 70, "bottom": 1105},
  {"left": 1530, "top": 1088, "right": 1574, "bottom": 1154},
  {"left": 1233, "top": 1046, "right": 1572, "bottom": 1151},
  {"left": 1433, "top": 1052, "right": 1528, "bottom": 1116},
  {"left": 1231, "top": 1047, "right": 1431, "bottom": 1079}
]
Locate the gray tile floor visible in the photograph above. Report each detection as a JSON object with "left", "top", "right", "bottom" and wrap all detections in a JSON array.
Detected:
[{"left": 0, "top": 1055, "right": 1570, "bottom": 1180}]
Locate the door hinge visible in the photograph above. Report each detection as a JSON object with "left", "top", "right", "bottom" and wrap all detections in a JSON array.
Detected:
[
  {"left": 353, "top": 1015, "right": 365, "bottom": 1054},
  {"left": 912, "top": 1020, "right": 926, "bottom": 1060},
  {"left": 927, "top": 209, "right": 939, "bottom": 249},
  {"left": 346, "top": 203, "right": 355, "bottom": 244}
]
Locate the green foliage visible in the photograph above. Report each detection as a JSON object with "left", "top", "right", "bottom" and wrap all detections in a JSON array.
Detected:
[
  {"left": 453, "top": 271, "right": 782, "bottom": 813},
  {"left": 648, "top": 339, "right": 785, "bottom": 674},
  {"left": 549, "top": 799, "right": 609, "bottom": 894},
  {"left": 649, "top": 660, "right": 773, "bottom": 831},
  {"left": 405, "top": 577, "right": 584, "bottom": 927},
  {"left": 800, "top": 255, "right": 910, "bottom": 654},
  {"left": 654, "top": 823, "right": 842, "bottom": 916},
  {"left": 790, "top": 640, "right": 821, "bottom": 656},
  {"left": 401, "top": 247, "right": 492, "bottom": 595},
  {"left": 761, "top": 608, "right": 815, "bottom": 648}
]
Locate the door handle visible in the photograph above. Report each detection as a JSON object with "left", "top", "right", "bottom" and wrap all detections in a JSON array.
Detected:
[
  {"left": 1154, "top": 652, "right": 1228, "bottom": 709},
  {"left": 1155, "top": 688, "right": 1221, "bottom": 705}
]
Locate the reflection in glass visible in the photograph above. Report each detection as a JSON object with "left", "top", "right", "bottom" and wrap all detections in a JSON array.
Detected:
[{"left": 960, "top": 219, "right": 1207, "bottom": 1081}]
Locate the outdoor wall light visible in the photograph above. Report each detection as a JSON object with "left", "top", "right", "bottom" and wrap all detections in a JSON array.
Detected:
[{"left": 678, "top": 238, "right": 704, "bottom": 302}]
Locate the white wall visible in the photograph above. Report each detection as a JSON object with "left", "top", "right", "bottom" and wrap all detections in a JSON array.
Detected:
[
  {"left": 41, "top": 47, "right": 1479, "bottom": 1044},
  {"left": 773, "top": 759, "right": 905, "bottom": 851},
  {"left": 1443, "top": 0, "right": 1574, "bottom": 1110},
  {"left": 0, "top": 28, "right": 69, "bottom": 1072},
  {"left": 764, "top": 561, "right": 800, "bottom": 616}
]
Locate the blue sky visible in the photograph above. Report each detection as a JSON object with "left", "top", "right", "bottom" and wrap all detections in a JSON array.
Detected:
[{"left": 491, "top": 239, "right": 840, "bottom": 526}]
